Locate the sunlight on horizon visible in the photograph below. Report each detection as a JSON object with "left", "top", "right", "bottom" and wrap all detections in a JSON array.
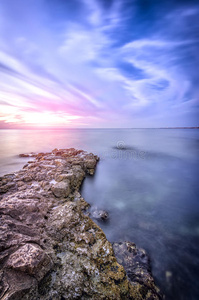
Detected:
[{"left": 0, "top": 109, "right": 81, "bottom": 127}]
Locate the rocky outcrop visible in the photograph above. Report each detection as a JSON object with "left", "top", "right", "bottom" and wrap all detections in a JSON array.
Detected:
[
  {"left": 0, "top": 148, "right": 161, "bottom": 299},
  {"left": 113, "top": 242, "right": 161, "bottom": 299}
]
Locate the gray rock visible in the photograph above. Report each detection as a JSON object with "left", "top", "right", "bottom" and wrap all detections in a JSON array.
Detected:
[{"left": 51, "top": 180, "right": 70, "bottom": 198}]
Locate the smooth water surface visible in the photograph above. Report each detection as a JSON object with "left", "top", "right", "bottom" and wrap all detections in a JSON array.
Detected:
[{"left": 0, "top": 128, "right": 199, "bottom": 300}]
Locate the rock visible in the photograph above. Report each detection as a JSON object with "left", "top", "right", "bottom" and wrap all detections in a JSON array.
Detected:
[
  {"left": 85, "top": 159, "right": 96, "bottom": 169},
  {"left": 6, "top": 244, "right": 52, "bottom": 281},
  {"left": 98, "top": 210, "right": 109, "bottom": 220},
  {"left": 91, "top": 206, "right": 109, "bottom": 221},
  {"left": 0, "top": 270, "right": 38, "bottom": 300},
  {"left": 113, "top": 241, "right": 162, "bottom": 299},
  {"left": 19, "top": 152, "right": 37, "bottom": 157},
  {"left": 51, "top": 180, "right": 70, "bottom": 198},
  {"left": 0, "top": 148, "right": 161, "bottom": 299},
  {"left": 55, "top": 172, "right": 74, "bottom": 182}
]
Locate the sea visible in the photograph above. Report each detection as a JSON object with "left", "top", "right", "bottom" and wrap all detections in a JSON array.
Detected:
[{"left": 0, "top": 128, "right": 199, "bottom": 300}]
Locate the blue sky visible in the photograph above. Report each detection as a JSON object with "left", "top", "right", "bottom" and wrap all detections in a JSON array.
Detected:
[{"left": 0, "top": 0, "right": 199, "bottom": 128}]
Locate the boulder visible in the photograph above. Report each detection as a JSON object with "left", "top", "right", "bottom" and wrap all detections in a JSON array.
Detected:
[
  {"left": 51, "top": 180, "right": 70, "bottom": 198},
  {"left": 6, "top": 244, "right": 52, "bottom": 281}
]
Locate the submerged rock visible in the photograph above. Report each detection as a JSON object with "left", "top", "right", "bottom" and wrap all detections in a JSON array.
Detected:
[
  {"left": 0, "top": 148, "right": 161, "bottom": 299},
  {"left": 113, "top": 242, "right": 162, "bottom": 299},
  {"left": 90, "top": 206, "right": 109, "bottom": 221}
]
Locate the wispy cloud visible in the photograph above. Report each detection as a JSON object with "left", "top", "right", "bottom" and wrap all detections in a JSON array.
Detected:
[
  {"left": 0, "top": 0, "right": 198, "bottom": 128},
  {"left": 122, "top": 38, "right": 195, "bottom": 49}
]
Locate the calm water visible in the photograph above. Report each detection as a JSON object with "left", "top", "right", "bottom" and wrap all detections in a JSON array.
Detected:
[{"left": 0, "top": 128, "right": 199, "bottom": 300}]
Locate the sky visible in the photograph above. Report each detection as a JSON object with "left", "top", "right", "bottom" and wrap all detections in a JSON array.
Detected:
[{"left": 0, "top": 0, "right": 199, "bottom": 128}]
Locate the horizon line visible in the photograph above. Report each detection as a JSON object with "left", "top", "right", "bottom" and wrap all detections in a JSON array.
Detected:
[{"left": 0, "top": 126, "right": 199, "bottom": 130}]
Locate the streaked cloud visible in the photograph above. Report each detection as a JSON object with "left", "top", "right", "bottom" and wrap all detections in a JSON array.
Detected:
[{"left": 0, "top": 0, "right": 198, "bottom": 128}]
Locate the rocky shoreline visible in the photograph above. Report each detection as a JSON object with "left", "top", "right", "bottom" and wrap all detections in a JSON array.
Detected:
[{"left": 0, "top": 148, "right": 162, "bottom": 299}]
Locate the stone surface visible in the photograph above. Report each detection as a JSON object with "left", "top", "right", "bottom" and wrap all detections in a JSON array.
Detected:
[
  {"left": 51, "top": 180, "right": 71, "bottom": 198},
  {"left": 0, "top": 148, "right": 161, "bottom": 299},
  {"left": 6, "top": 244, "right": 52, "bottom": 281},
  {"left": 113, "top": 242, "right": 162, "bottom": 299}
]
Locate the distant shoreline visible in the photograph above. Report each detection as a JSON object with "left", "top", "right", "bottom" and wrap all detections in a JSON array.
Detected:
[
  {"left": 0, "top": 127, "right": 198, "bottom": 130},
  {"left": 139, "top": 127, "right": 199, "bottom": 129},
  {"left": 153, "top": 127, "right": 199, "bottom": 129}
]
